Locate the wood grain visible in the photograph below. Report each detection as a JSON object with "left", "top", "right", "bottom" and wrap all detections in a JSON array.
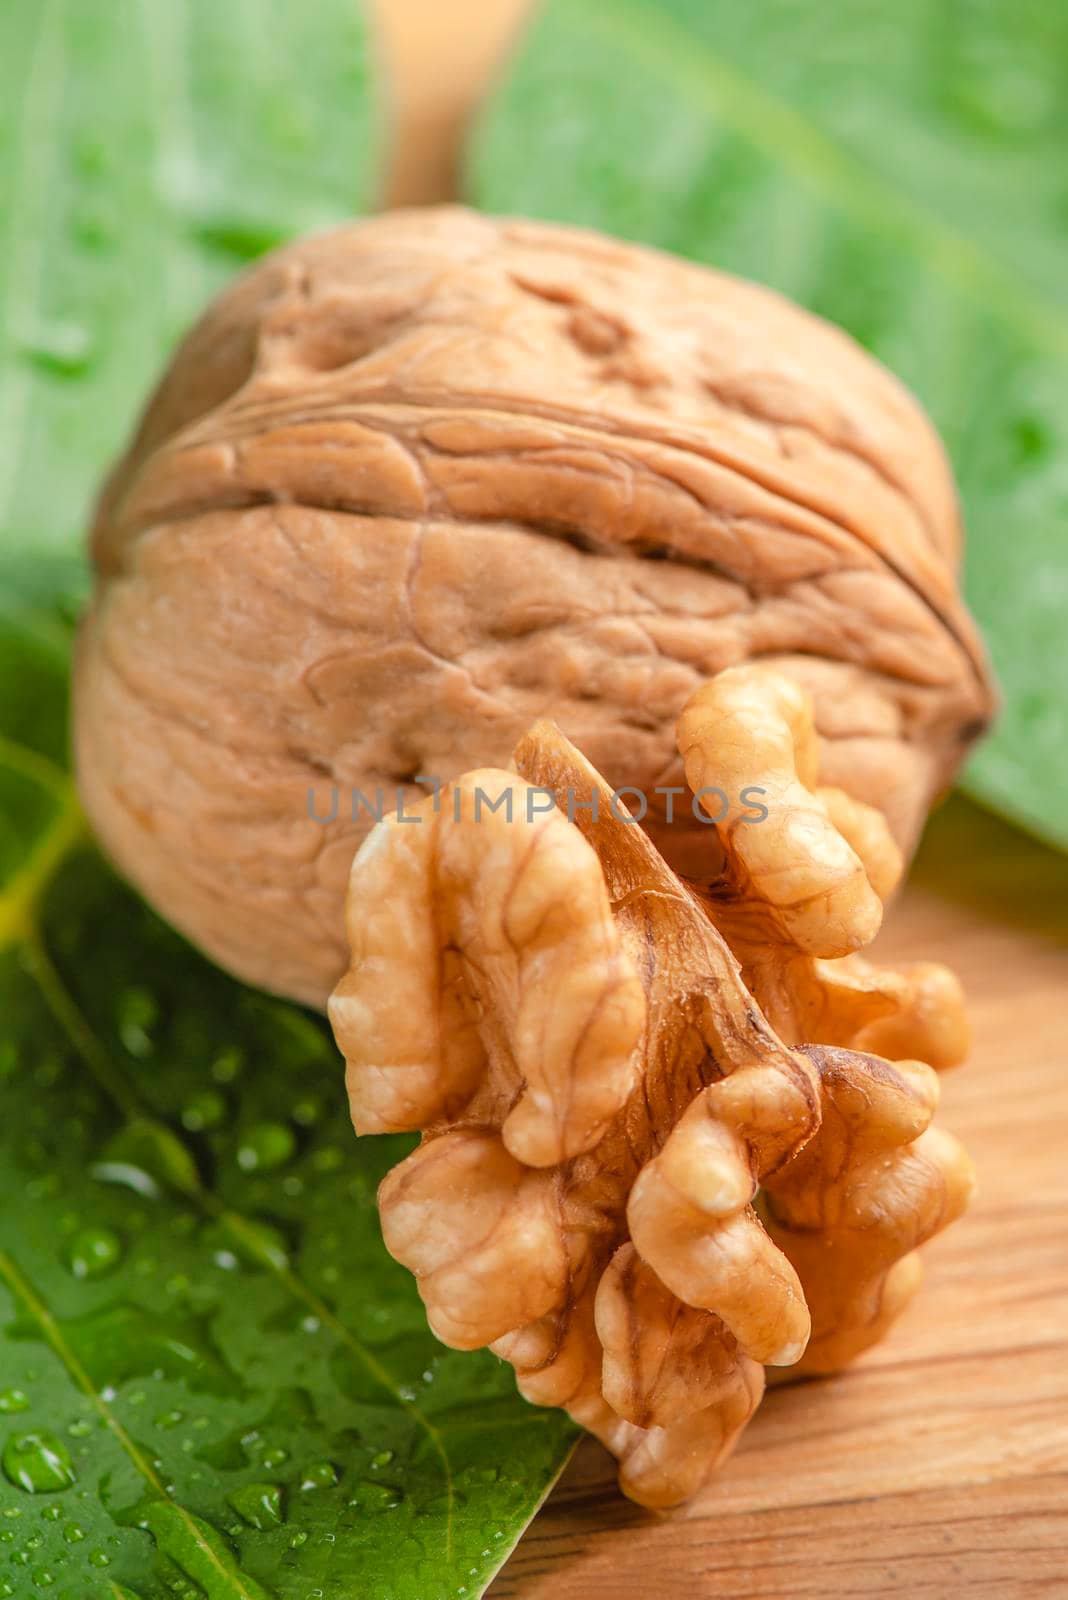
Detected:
[
  {"left": 369, "top": 5, "right": 1068, "bottom": 1591},
  {"left": 371, "top": 0, "right": 536, "bottom": 206}
]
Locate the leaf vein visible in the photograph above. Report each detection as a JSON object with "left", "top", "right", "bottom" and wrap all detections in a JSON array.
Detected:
[{"left": 24, "top": 918, "right": 459, "bottom": 1556}]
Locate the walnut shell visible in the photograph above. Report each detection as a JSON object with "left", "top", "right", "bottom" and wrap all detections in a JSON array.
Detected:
[{"left": 73, "top": 206, "right": 995, "bottom": 1007}]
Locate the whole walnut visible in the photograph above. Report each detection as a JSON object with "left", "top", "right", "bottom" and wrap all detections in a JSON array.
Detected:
[{"left": 74, "top": 207, "right": 995, "bottom": 1008}]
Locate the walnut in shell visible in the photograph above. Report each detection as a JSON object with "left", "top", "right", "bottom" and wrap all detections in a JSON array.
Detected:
[
  {"left": 329, "top": 667, "right": 975, "bottom": 1508},
  {"left": 73, "top": 207, "right": 996, "bottom": 1008}
]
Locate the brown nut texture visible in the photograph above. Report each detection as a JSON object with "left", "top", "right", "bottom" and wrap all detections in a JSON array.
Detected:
[
  {"left": 329, "top": 667, "right": 975, "bottom": 1508},
  {"left": 678, "top": 666, "right": 971, "bottom": 1069},
  {"left": 74, "top": 207, "right": 996, "bottom": 1008}
]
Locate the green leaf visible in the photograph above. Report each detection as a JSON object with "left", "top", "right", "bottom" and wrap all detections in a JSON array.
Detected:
[
  {"left": 468, "top": 0, "right": 1068, "bottom": 851},
  {"left": 0, "top": 0, "right": 382, "bottom": 557},
  {"left": 0, "top": 568, "right": 577, "bottom": 1598}
]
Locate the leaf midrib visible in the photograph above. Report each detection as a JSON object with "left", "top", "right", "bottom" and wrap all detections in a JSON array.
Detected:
[
  {"left": 0, "top": 736, "right": 84, "bottom": 945},
  {"left": 27, "top": 911, "right": 458, "bottom": 1553},
  {"left": 0, "top": 1250, "right": 273, "bottom": 1600},
  {"left": 565, "top": 0, "right": 1068, "bottom": 358}
]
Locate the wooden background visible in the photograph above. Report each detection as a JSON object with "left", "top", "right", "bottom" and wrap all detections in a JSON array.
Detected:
[{"left": 372, "top": 4, "right": 1068, "bottom": 1593}]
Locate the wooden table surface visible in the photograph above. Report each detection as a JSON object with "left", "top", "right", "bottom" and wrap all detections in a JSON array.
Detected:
[{"left": 372, "top": 4, "right": 1068, "bottom": 1592}]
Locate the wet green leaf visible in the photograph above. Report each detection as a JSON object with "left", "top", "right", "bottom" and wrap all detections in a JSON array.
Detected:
[
  {"left": 0, "top": 570, "right": 577, "bottom": 1598},
  {"left": 469, "top": 0, "right": 1068, "bottom": 850},
  {"left": 0, "top": 0, "right": 382, "bottom": 557}
]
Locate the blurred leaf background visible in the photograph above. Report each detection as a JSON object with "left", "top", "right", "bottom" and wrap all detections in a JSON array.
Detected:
[
  {"left": 469, "top": 0, "right": 1068, "bottom": 851},
  {"left": 0, "top": 0, "right": 377, "bottom": 561}
]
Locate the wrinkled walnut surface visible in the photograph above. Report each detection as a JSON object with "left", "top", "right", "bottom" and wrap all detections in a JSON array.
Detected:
[
  {"left": 329, "top": 669, "right": 975, "bottom": 1508},
  {"left": 74, "top": 207, "right": 995, "bottom": 1007}
]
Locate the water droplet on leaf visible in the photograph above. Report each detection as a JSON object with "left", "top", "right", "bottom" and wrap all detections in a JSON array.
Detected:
[
  {"left": 65, "top": 1226, "right": 123, "bottom": 1280},
  {"left": 2, "top": 1433, "right": 76, "bottom": 1494},
  {"left": 116, "top": 988, "right": 158, "bottom": 1058},
  {"left": 200, "top": 1214, "right": 290, "bottom": 1274},
  {"left": 0, "top": 1393, "right": 28, "bottom": 1415},
  {"left": 348, "top": 1479, "right": 403, "bottom": 1511},
  {"left": 180, "top": 1091, "right": 227, "bottom": 1133},
  {"left": 227, "top": 1483, "right": 285, "bottom": 1530},
  {"left": 237, "top": 1123, "right": 296, "bottom": 1173},
  {"left": 299, "top": 1461, "right": 339, "bottom": 1492},
  {"left": 210, "top": 1047, "right": 244, "bottom": 1085},
  {"left": 92, "top": 1119, "right": 200, "bottom": 1199},
  {"left": 291, "top": 1098, "right": 322, "bottom": 1127}
]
